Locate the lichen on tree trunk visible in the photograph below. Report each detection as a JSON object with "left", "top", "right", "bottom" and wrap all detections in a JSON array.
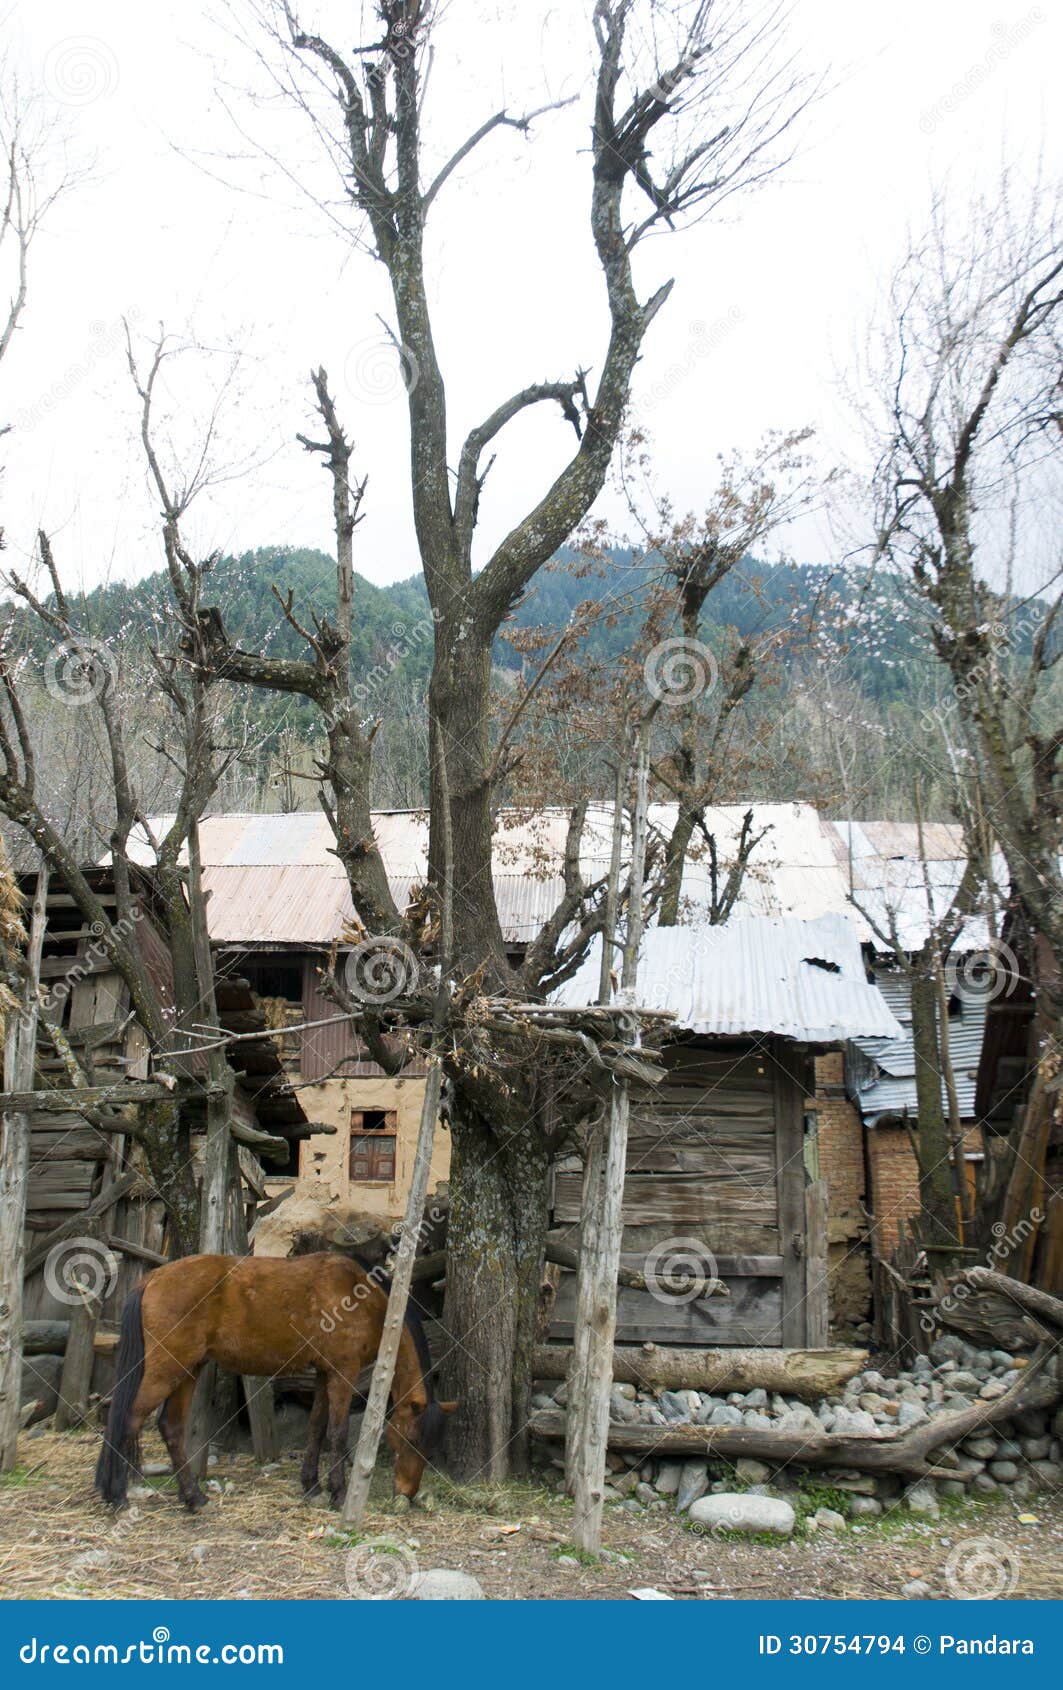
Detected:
[{"left": 441, "top": 1098, "right": 550, "bottom": 1481}]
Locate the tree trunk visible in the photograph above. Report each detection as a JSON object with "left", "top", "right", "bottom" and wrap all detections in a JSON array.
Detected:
[
  {"left": 139, "top": 1099, "right": 200, "bottom": 1259},
  {"left": 909, "top": 959, "right": 963, "bottom": 1263},
  {"left": 441, "top": 1099, "right": 549, "bottom": 1481}
]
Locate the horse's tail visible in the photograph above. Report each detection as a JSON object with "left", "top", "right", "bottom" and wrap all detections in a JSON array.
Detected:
[{"left": 94, "top": 1281, "right": 146, "bottom": 1506}]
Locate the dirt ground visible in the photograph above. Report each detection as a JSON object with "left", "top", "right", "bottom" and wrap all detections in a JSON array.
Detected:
[{"left": 2, "top": 1427, "right": 1062, "bottom": 1602}]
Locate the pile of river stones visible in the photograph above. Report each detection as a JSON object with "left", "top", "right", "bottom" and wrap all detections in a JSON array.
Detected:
[{"left": 530, "top": 1333, "right": 1063, "bottom": 1536}]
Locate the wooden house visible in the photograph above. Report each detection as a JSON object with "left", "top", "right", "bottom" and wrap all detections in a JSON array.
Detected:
[
  {"left": 548, "top": 914, "right": 902, "bottom": 1350},
  {"left": 15, "top": 864, "right": 311, "bottom": 1416}
]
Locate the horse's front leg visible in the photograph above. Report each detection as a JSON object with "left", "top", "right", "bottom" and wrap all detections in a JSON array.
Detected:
[
  {"left": 157, "top": 1372, "right": 208, "bottom": 1512},
  {"left": 299, "top": 1375, "right": 329, "bottom": 1498},
  {"left": 324, "top": 1374, "right": 354, "bottom": 1509}
]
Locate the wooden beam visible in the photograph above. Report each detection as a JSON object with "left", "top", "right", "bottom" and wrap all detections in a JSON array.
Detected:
[
  {"left": 23, "top": 1169, "right": 141, "bottom": 1278},
  {"left": 0, "top": 1081, "right": 177, "bottom": 1112},
  {"left": 533, "top": 1343, "right": 866, "bottom": 1398}
]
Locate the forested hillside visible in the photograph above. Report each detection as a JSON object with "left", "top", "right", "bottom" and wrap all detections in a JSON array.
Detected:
[{"left": 10, "top": 541, "right": 1052, "bottom": 835}]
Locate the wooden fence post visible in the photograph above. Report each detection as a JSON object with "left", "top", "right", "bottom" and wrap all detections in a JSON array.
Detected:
[
  {"left": 341, "top": 1058, "right": 443, "bottom": 1528},
  {"left": 55, "top": 1217, "right": 104, "bottom": 1430},
  {"left": 0, "top": 865, "right": 49, "bottom": 1470},
  {"left": 804, "top": 1178, "right": 829, "bottom": 1349}
]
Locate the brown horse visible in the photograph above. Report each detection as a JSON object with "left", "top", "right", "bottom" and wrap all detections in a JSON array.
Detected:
[{"left": 94, "top": 1252, "right": 453, "bottom": 1512}]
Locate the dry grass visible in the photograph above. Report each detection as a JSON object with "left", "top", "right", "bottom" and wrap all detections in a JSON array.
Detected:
[{"left": 2, "top": 1426, "right": 1062, "bottom": 1602}]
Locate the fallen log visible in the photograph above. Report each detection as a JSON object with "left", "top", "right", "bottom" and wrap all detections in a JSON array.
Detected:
[
  {"left": 22, "top": 1320, "right": 70, "bottom": 1355},
  {"left": 935, "top": 1264, "right": 1063, "bottom": 1350},
  {"left": 532, "top": 1343, "right": 866, "bottom": 1400},
  {"left": 528, "top": 1347, "right": 1059, "bottom": 1479}
]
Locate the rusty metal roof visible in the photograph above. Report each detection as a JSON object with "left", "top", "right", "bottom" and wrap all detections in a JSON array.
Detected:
[
  {"left": 126, "top": 807, "right": 997, "bottom": 958},
  {"left": 552, "top": 913, "right": 904, "bottom": 1044}
]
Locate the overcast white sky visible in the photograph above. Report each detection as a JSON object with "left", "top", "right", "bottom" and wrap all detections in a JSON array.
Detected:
[{"left": 1, "top": 0, "right": 1058, "bottom": 599}]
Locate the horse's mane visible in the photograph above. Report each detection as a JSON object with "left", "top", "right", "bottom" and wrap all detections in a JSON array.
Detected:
[{"left": 349, "top": 1252, "right": 437, "bottom": 1404}]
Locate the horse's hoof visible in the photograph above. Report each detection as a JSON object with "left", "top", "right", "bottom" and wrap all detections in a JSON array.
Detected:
[
  {"left": 412, "top": 1492, "right": 435, "bottom": 1514},
  {"left": 391, "top": 1494, "right": 411, "bottom": 1514},
  {"left": 184, "top": 1493, "right": 209, "bottom": 1513},
  {"left": 301, "top": 1481, "right": 321, "bottom": 1499}
]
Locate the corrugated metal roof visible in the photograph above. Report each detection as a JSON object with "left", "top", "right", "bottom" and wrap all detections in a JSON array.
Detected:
[
  {"left": 552, "top": 913, "right": 904, "bottom": 1044},
  {"left": 822, "top": 820, "right": 1004, "bottom": 950},
  {"left": 848, "top": 969, "right": 987, "bottom": 1126},
  {"left": 131, "top": 803, "right": 859, "bottom": 947},
  {"left": 125, "top": 808, "right": 999, "bottom": 960}
]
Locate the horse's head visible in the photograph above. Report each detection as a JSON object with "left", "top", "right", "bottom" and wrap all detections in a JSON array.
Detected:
[{"left": 387, "top": 1397, "right": 458, "bottom": 1497}]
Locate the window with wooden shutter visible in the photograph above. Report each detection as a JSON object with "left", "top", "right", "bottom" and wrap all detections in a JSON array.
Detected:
[{"left": 348, "top": 1109, "right": 398, "bottom": 1183}]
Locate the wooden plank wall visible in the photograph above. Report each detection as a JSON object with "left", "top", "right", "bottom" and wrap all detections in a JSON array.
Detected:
[{"left": 550, "top": 1038, "right": 818, "bottom": 1348}]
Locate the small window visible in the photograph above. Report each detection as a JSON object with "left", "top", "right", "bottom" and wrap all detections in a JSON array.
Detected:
[{"left": 348, "top": 1109, "right": 398, "bottom": 1184}]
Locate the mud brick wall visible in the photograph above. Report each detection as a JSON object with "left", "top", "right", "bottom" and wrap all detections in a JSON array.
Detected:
[{"left": 811, "top": 1051, "right": 872, "bottom": 1338}]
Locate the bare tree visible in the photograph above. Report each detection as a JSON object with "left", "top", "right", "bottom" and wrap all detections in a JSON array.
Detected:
[
  {"left": 867, "top": 173, "right": 1062, "bottom": 975},
  {"left": 202, "top": 0, "right": 814, "bottom": 1477},
  {"left": 0, "top": 331, "right": 256, "bottom": 1253},
  {"left": 0, "top": 68, "right": 79, "bottom": 439}
]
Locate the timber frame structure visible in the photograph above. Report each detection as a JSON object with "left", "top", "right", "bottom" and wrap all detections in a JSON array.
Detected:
[{"left": 9, "top": 864, "right": 315, "bottom": 1426}]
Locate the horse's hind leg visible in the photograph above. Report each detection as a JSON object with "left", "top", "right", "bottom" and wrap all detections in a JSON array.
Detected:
[
  {"left": 324, "top": 1373, "right": 355, "bottom": 1509},
  {"left": 299, "top": 1374, "right": 329, "bottom": 1498},
  {"left": 157, "top": 1372, "right": 207, "bottom": 1513}
]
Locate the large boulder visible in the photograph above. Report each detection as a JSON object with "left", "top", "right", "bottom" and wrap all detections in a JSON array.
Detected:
[{"left": 689, "top": 1494, "right": 795, "bottom": 1537}]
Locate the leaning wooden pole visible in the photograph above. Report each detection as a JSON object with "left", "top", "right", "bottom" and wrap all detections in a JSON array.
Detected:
[
  {"left": 0, "top": 865, "right": 49, "bottom": 1469},
  {"left": 569, "top": 721, "right": 650, "bottom": 1552},
  {"left": 341, "top": 746, "right": 453, "bottom": 1530}
]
